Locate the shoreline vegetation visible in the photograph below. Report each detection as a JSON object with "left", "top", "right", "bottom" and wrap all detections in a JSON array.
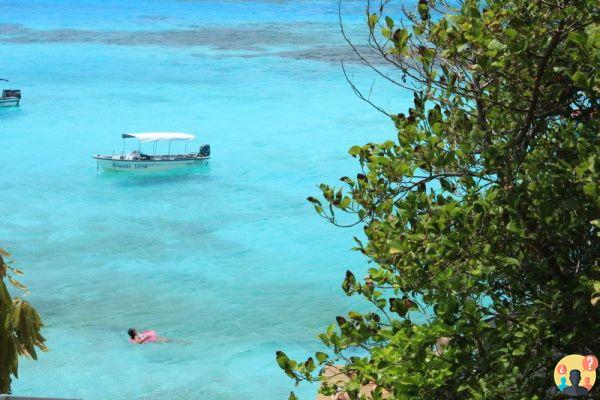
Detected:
[
  {"left": 0, "top": 249, "right": 46, "bottom": 394},
  {"left": 278, "top": 0, "right": 599, "bottom": 398},
  {"left": 0, "top": 0, "right": 598, "bottom": 398}
]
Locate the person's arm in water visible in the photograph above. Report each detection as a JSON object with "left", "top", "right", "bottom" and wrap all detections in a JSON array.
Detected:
[
  {"left": 136, "top": 331, "right": 154, "bottom": 343},
  {"left": 134, "top": 334, "right": 148, "bottom": 344}
]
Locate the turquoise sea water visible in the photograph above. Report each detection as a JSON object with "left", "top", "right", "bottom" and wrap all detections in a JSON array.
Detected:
[{"left": 0, "top": 1, "right": 412, "bottom": 398}]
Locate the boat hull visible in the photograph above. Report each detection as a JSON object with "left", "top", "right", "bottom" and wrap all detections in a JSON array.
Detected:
[
  {"left": 0, "top": 97, "right": 20, "bottom": 107},
  {"left": 93, "top": 156, "right": 209, "bottom": 171}
]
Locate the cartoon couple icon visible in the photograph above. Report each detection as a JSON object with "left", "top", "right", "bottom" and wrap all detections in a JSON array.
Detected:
[{"left": 558, "top": 369, "right": 593, "bottom": 396}]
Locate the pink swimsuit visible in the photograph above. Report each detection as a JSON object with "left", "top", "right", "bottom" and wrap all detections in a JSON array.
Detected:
[{"left": 130, "top": 330, "right": 157, "bottom": 344}]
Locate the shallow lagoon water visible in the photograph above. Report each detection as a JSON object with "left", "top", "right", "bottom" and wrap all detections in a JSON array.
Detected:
[{"left": 0, "top": 1, "right": 412, "bottom": 398}]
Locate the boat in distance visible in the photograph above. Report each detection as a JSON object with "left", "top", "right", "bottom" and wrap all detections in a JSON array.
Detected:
[
  {"left": 93, "top": 132, "right": 210, "bottom": 171},
  {"left": 0, "top": 89, "right": 21, "bottom": 107}
]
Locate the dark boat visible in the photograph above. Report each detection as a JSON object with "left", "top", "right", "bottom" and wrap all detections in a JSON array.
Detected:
[{"left": 0, "top": 89, "right": 21, "bottom": 107}]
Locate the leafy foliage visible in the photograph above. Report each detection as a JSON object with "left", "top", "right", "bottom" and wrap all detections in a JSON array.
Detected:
[
  {"left": 0, "top": 248, "right": 47, "bottom": 394},
  {"left": 278, "top": 0, "right": 599, "bottom": 398}
]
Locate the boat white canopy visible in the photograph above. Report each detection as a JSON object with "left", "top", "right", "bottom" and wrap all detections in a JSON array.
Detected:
[{"left": 122, "top": 132, "right": 196, "bottom": 142}]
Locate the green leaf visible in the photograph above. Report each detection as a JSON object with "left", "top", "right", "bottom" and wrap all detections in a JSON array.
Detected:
[
  {"left": 389, "top": 297, "right": 416, "bottom": 317},
  {"left": 368, "top": 13, "right": 379, "bottom": 29},
  {"left": 503, "top": 257, "right": 521, "bottom": 267},
  {"left": 339, "top": 197, "right": 351, "bottom": 209},
  {"left": 567, "top": 32, "right": 586, "bottom": 46},
  {"left": 571, "top": 70, "right": 588, "bottom": 87},
  {"left": 276, "top": 351, "right": 292, "bottom": 371},
  {"left": 440, "top": 178, "right": 452, "bottom": 191},
  {"left": 342, "top": 270, "right": 356, "bottom": 295},
  {"left": 304, "top": 357, "right": 315, "bottom": 372},
  {"left": 583, "top": 182, "right": 596, "bottom": 196},
  {"left": 506, "top": 221, "right": 523, "bottom": 235},
  {"left": 8, "top": 276, "right": 27, "bottom": 291},
  {"left": 417, "top": 2, "right": 429, "bottom": 20},
  {"left": 315, "top": 352, "right": 329, "bottom": 363},
  {"left": 348, "top": 146, "right": 362, "bottom": 156},
  {"left": 487, "top": 39, "right": 504, "bottom": 51},
  {"left": 592, "top": 281, "right": 600, "bottom": 306},
  {"left": 393, "top": 29, "right": 410, "bottom": 47},
  {"left": 389, "top": 242, "right": 403, "bottom": 254},
  {"left": 385, "top": 16, "right": 394, "bottom": 29},
  {"left": 348, "top": 311, "right": 363, "bottom": 320},
  {"left": 505, "top": 28, "right": 518, "bottom": 39}
]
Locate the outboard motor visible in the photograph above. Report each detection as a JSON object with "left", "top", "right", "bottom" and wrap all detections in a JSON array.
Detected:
[{"left": 198, "top": 144, "right": 211, "bottom": 157}]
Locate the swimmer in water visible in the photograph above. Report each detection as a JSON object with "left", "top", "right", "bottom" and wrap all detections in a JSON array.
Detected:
[{"left": 127, "top": 328, "right": 169, "bottom": 344}]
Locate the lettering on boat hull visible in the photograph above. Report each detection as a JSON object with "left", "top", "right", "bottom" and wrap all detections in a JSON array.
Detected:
[{"left": 94, "top": 158, "right": 208, "bottom": 172}]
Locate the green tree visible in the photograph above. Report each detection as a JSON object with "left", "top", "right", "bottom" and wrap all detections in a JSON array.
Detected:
[
  {"left": 0, "top": 248, "right": 47, "bottom": 394},
  {"left": 277, "top": 0, "right": 599, "bottom": 398}
]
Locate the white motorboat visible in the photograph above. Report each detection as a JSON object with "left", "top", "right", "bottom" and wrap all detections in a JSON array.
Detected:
[{"left": 93, "top": 132, "right": 210, "bottom": 172}]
